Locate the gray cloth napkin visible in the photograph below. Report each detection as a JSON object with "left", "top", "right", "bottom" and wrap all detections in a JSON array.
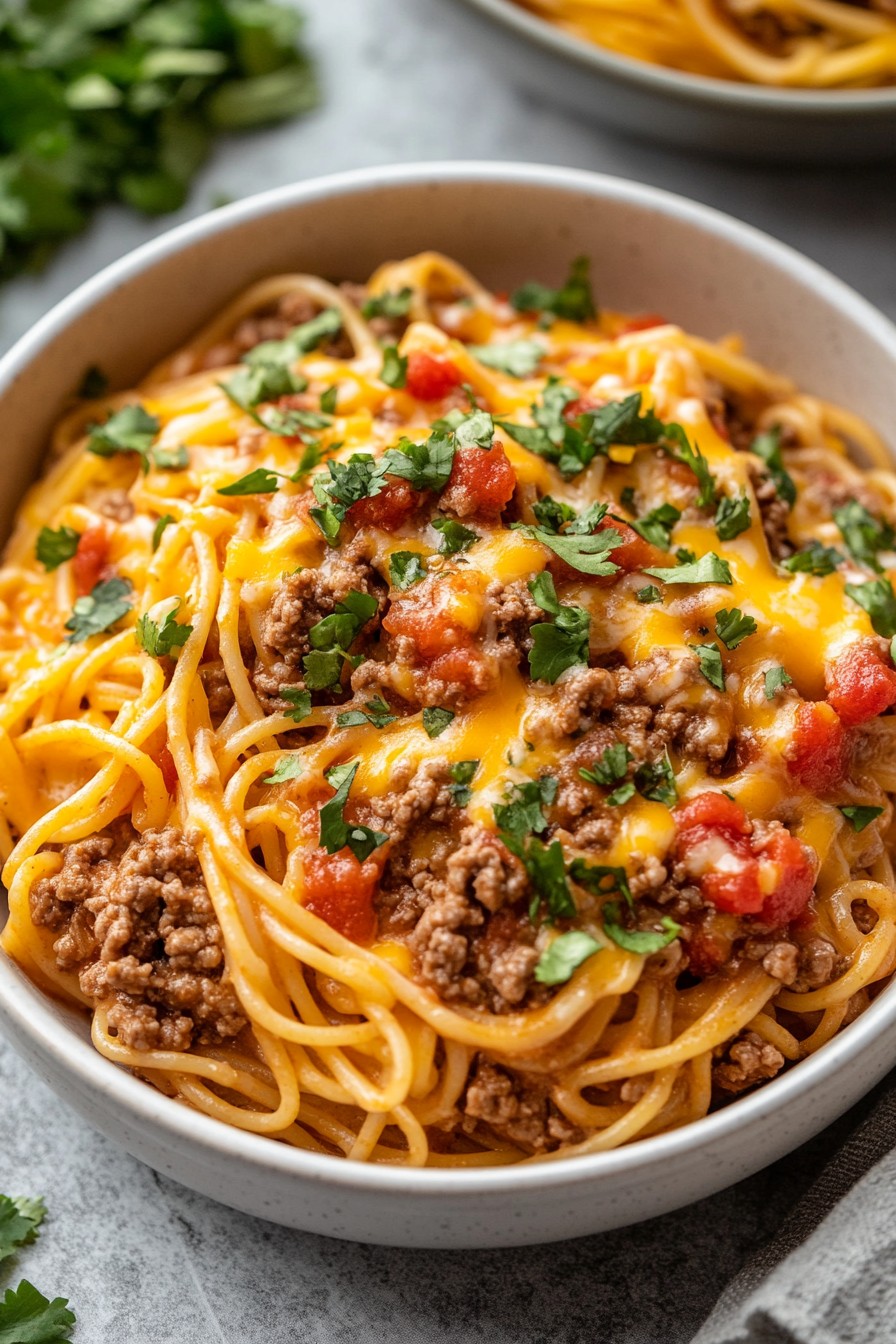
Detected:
[{"left": 693, "top": 1079, "right": 896, "bottom": 1344}]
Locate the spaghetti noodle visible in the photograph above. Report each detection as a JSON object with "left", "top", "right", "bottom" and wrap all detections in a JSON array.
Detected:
[
  {"left": 513, "top": 0, "right": 896, "bottom": 88},
  {"left": 2, "top": 251, "right": 896, "bottom": 1166}
]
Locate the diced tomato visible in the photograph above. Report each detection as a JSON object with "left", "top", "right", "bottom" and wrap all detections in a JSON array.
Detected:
[
  {"left": 619, "top": 313, "right": 667, "bottom": 334},
  {"left": 348, "top": 479, "right": 422, "bottom": 531},
  {"left": 404, "top": 352, "right": 463, "bottom": 401},
  {"left": 754, "top": 829, "right": 815, "bottom": 927},
  {"left": 441, "top": 442, "right": 516, "bottom": 517},
  {"left": 675, "top": 792, "right": 751, "bottom": 839},
  {"left": 383, "top": 588, "right": 471, "bottom": 660},
  {"left": 72, "top": 525, "right": 110, "bottom": 596},
  {"left": 825, "top": 642, "right": 896, "bottom": 726},
  {"left": 303, "top": 847, "right": 381, "bottom": 943},
  {"left": 686, "top": 912, "right": 737, "bottom": 978},
  {"left": 429, "top": 646, "right": 489, "bottom": 695},
  {"left": 788, "top": 702, "right": 848, "bottom": 792},
  {"left": 157, "top": 743, "right": 178, "bottom": 795},
  {"left": 563, "top": 397, "right": 599, "bottom": 423}
]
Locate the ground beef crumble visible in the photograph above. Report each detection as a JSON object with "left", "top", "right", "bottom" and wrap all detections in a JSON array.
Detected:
[
  {"left": 713, "top": 1031, "right": 785, "bottom": 1095},
  {"left": 461, "top": 1056, "right": 583, "bottom": 1153},
  {"left": 31, "top": 822, "right": 244, "bottom": 1051}
]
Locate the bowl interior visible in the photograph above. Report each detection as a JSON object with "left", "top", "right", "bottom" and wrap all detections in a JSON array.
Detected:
[{"left": 3, "top": 164, "right": 896, "bottom": 1206}]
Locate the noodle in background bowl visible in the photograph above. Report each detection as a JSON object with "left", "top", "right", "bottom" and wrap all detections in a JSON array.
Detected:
[
  {"left": 2, "top": 162, "right": 896, "bottom": 1247},
  {"left": 448, "top": 0, "right": 896, "bottom": 162}
]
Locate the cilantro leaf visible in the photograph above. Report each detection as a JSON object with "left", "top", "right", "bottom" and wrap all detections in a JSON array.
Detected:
[
  {"left": 519, "top": 838, "right": 577, "bottom": 921},
  {"left": 714, "top": 607, "right": 757, "bottom": 650},
  {"left": 263, "top": 755, "right": 305, "bottom": 784},
  {"left": 636, "top": 585, "right": 662, "bottom": 604},
  {"left": 527, "top": 574, "right": 590, "bottom": 682},
  {"left": 0, "top": 1196, "right": 44, "bottom": 1265},
  {"left": 431, "top": 517, "right": 479, "bottom": 555},
  {"left": 448, "top": 759, "right": 479, "bottom": 807},
  {"left": 135, "top": 602, "right": 192, "bottom": 658},
  {"left": 665, "top": 429, "right": 717, "bottom": 509},
  {"left": 337, "top": 697, "right": 397, "bottom": 730},
  {"left": 499, "top": 390, "right": 676, "bottom": 481},
  {"left": 468, "top": 339, "right": 545, "bottom": 378},
  {"left": 715, "top": 493, "right": 751, "bottom": 541},
  {"left": 87, "top": 404, "right": 159, "bottom": 471},
  {"left": 569, "top": 859, "right": 633, "bottom": 906},
  {"left": 517, "top": 523, "right": 622, "bottom": 577},
  {"left": 152, "top": 515, "right": 175, "bottom": 550},
  {"left": 630, "top": 502, "right": 680, "bottom": 550},
  {"left": 846, "top": 578, "right": 896, "bottom": 639},
  {"left": 152, "top": 444, "right": 189, "bottom": 471},
  {"left": 64, "top": 577, "right": 132, "bottom": 643},
  {"left": 532, "top": 496, "right": 576, "bottom": 533},
  {"left": 752, "top": 427, "right": 796, "bottom": 508},
  {"left": 840, "top": 804, "right": 884, "bottom": 833},
  {"left": 245, "top": 310, "right": 341, "bottom": 365},
  {"left": 781, "top": 542, "right": 842, "bottom": 577},
  {"left": 383, "top": 434, "right": 455, "bottom": 492},
  {"left": 534, "top": 930, "right": 602, "bottom": 985},
  {"left": 634, "top": 750, "right": 678, "bottom": 806},
  {"left": 579, "top": 742, "right": 632, "bottom": 788},
  {"left": 511, "top": 256, "right": 597, "bottom": 322},
  {"left": 834, "top": 501, "right": 895, "bottom": 573},
  {"left": 36, "top": 527, "right": 79, "bottom": 571},
  {"left": 218, "top": 468, "right": 282, "bottom": 496},
  {"left": 690, "top": 642, "right": 725, "bottom": 691},
  {"left": 220, "top": 362, "right": 306, "bottom": 410},
  {"left": 380, "top": 346, "right": 407, "bottom": 389},
  {"left": 320, "top": 385, "right": 339, "bottom": 415},
  {"left": 280, "top": 687, "right": 312, "bottom": 722},
  {"left": 764, "top": 666, "right": 793, "bottom": 700},
  {"left": 0, "top": 1280, "right": 75, "bottom": 1344},
  {"left": 304, "top": 591, "right": 377, "bottom": 690},
  {"left": 318, "top": 761, "right": 388, "bottom": 863},
  {"left": 643, "top": 553, "right": 733, "bottom": 585},
  {"left": 494, "top": 776, "right": 557, "bottom": 840},
  {"left": 602, "top": 902, "right": 681, "bottom": 955},
  {"left": 422, "top": 706, "right": 454, "bottom": 738},
  {"left": 361, "top": 288, "right": 413, "bottom": 320},
  {"left": 389, "top": 551, "right": 426, "bottom": 589}
]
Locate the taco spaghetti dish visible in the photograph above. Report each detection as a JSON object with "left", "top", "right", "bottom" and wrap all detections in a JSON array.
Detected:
[
  {"left": 513, "top": 0, "right": 896, "bottom": 89},
  {"left": 2, "top": 252, "right": 896, "bottom": 1167}
]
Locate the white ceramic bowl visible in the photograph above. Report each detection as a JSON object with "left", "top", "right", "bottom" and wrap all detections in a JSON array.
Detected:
[
  {"left": 450, "top": 0, "right": 896, "bottom": 163},
  {"left": 2, "top": 163, "right": 896, "bottom": 1249}
]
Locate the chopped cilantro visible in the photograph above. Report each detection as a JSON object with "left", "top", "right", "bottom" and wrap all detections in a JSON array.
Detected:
[
  {"left": 752, "top": 427, "right": 796, "bottom": 507},
  {"left": 135, "top": 602, "right": 192, "bottom": 658},
  {"left": 320, "top": 385, "right": 339, "bottom": 415},
  {"left": 361, "top": 288, "right": 413, "bottom": 320},
  {"left": 319, "top": 761, "right": 388, "bottom": 863},
  {"left": 690, "top": 641, "right": 726, "bottom": 691},
  {"left": 579, "top": 742, "right": 632, "bottom": 789},
  {"left": 534, "top": 931, "right": 602, "bottom": 985},
  {"left": 422, "top": 707, "right": 455, "bottom": 738},
  {"left": 152, "top": 515, "right": 175, "bottom": 551},
  {"left": 511, "top": 256, "right": 596, "bottom": 322},
  {"left": 337, "top": 696, "right": 397, "bottom": 730},
  {"left": 521, "top": 838, "right": 577, "bottom": 922},
  {"left": 468, "top": 339, "right": 545, "bottom": 377},
  {"left": 383, "top": 433, "right": 455, "bottom": 492},
  {"left": 494, "top": 776, "right": 557, "bottom": 840},
  {"left": 602, "top": 902, "right": 681, "bottom": 955},
  {"left": 532, "top": 496, "right": 576, "bottom": 533},
  {"left": 527, "top": 572, "right": 590, "bottom": 683},
  {"left": 630, "top": 502, "right": 680, "bottom": 550},
  {"left": 36, "top": 526, "right": 80, "bottom": 571},
  {"left": 309, "top": 454, "right": 389, "bottom": 543},
  {"left": 152, "top": 444, "right": 189, "bottom": 471},
  {"left": 781, "top": 542, "right": 842, "bottom": 577},
  {"left": 516, "top": 522, "right": 622, "bottom": 577},
  {"left": 304, "top": 591, "right": 377, "bottom": 690},
  {"left": 834, "top": 501, "right": 895, "bottom": 573},
  {"left": 644, "top": 553, "right": 733, "bottom": 586},
  {"left": 280, "top": 688, "right": 312, "bottom": 722},
  {"left": 636, "top": 585, "right": 662, "bottom": 604},
  {"left": 448, "top": 760, "right": 479, "bottom": 807},
  {"left": 246, "top": 310, "right": 341, "bottom": 366},
  {"left": 764, "top": 667, "right": 793, "bottom": 700},
  {"left": 569, "top": 859, "right": 633, "bottom": 906},
  {"left": 665, "top": 430, "right": 717, "bottom": 510},
  {"left": 840, "top": 804, "right": 884, "bottom": 833},
  {"left": 846, "top": 578, "right": 896, "bottom": 639},
  {"left": 431, "top": 517, "right": 479, "bottom": 555},
  {"left": 634, "top": 750, "right": 678, "bottom": 807},
  {"left": 220, "top": 362, "right": 305, "bottom": 411},
  {"left": 218, "top": 468, "right": 282, "bottom": 496},
  {"left": 715, "top": 608, "right": 757, "bottom": 649},
  {"left": 64, "top": 577, "right": 132, "bottom": 643},
  {"left": 87, "top": 404, "right": 159, "bottom": 472},
  {"left": 389, "top": 551, "right": 427, "bottom": 589},
  {"left": 714, "top": 493, "right": 751, "bottom": 541},
  {"left": 263, "top": 755, "right": 305, "bottom": 784},
  {"left": 380, "top": 346, "right": 408, "bottom": 389}
]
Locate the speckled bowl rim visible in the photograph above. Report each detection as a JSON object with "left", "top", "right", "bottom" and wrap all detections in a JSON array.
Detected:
[
  {"left": 455, "top": 0, "right": 896, "bottom": 113},
  {"left": 2, "top": 160, "right": 896, "bottom": 1197}
]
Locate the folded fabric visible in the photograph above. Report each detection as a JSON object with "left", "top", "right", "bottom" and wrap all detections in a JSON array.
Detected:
[{"left": 692, "top": 1079, "right": 896, "bottom": 1344}]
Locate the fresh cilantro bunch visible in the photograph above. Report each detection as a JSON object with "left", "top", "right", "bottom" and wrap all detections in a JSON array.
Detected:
[
  {"left": 0, "top": 1194, "right": 76, "bottom": 1342},
  {"left": 0, "top": 0, "right": 318, "bottom": 284}
]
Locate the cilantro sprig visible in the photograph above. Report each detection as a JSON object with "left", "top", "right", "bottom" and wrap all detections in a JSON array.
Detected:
[
  {"left": 64, "top": 577, "right": 132, "bottom": 643},
  {"left": 87, "top": 405, "right": 159, "bottom": 472},
  {"left": 834, "top": 501, "right": 896, "bottom": 573},
  {"left": 36, "top": 527, "right": 80, "bottom": 572},
  {"left": 511, "top": 256, "right": 597, "bottom": 322},
  {"left": 303, "top": 590, "right": 378, "bottom": 690},
  {"left": 534, "top": 931, "right": 601, "bottom": 985},
  {"left": 135, "top": 602, "right": 193, "bottom": 658},
  {"left": 527, "top": 571, "right": 590, "bottom": 683},
  {"left": 752, "top": 427, "right": 796, "bottom": 507},
  {"left": 840, "top": 804, "right": 884, "bottom": 833},
  {"left": 319, "top": 762, "right": 388, "bottom": 863}
]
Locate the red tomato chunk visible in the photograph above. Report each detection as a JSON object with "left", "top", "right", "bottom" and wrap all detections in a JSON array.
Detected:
[
  {"left": 72, "top": 525, "right": 110, "bottom": 596},
  {"left": 303, "top": 847, "right": 379, "bottom": 943},
  {"left": 825, "top": 642, "right": 896, "bottom": 726},
  {"left": 383, "top": 589, "right": 470, "bottom": 660},
  {"left": 348, "top": 479, "right": 422, "bottom": 530},
  {"left": 442, "top": 443, "right": 516, "bottom": 516},
  {"left": 788, "top": 702, "right": 848, "bottom": 792},
  {"left": 405, "top": 352, "right": 463, "bottom": 401}
]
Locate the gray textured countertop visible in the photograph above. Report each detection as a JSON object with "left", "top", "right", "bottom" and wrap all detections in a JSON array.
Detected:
[{"left": 2, "top": 2, "right": 895, "bottom": 1340}]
